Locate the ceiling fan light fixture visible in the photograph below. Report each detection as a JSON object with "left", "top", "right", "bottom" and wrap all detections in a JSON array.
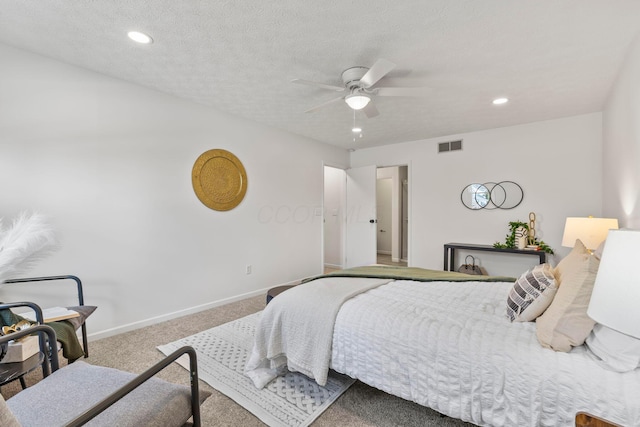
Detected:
[
  {"left": 352, "top": 127, "right": 362, "bottom": 133},
  {"left": 345, "top": 93, "right": 371, "bottom": 110}
]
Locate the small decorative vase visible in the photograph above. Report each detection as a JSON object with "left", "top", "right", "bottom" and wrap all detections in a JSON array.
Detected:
[{"left": 515, "top": 227, "right": 528, "bottom": 249}]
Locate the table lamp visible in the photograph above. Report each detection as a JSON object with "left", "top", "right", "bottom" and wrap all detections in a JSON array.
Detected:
[
  {"left": 561, "top": 217, "right": 619, "bottom": 252},
  {"left": 586, "top": 229, "right": 640, "bottom": 372}
]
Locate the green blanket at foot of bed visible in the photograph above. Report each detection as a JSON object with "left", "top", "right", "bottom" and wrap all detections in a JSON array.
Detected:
[{"left": 302, "top": 265, "right": 515, "bottom": 284}]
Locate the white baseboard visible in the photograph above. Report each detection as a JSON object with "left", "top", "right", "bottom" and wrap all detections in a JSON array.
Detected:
[
  {"left": 324, "top": 263, "right": 343, "bottom": 269},
  {"left": 87, "top": 279, "right": 302, "bottom": 341}
]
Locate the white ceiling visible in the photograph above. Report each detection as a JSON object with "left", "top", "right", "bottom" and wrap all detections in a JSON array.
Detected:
[{"left": 1, "top": 1, "right": 639, "bottom": 150}]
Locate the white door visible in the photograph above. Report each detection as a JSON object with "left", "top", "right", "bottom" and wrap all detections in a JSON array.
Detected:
[{"left": 345, "top": 165, "right": 377, "bottom": 268}]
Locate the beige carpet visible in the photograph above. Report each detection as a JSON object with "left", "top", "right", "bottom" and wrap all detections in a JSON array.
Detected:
[{"left": 1, "top": 295, "right": 473, "bottom": 426}]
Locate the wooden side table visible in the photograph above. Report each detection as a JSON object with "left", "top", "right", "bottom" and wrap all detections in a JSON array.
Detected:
[{"left": 575, "top": 412, "right": 622, "bottom": 427}]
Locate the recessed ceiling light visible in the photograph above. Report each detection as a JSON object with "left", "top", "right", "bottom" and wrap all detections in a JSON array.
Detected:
[
  {"left": 127, "top": 31, "right": 153, "bottom": 44},
  {"left": 492, "top": 97, "right": 509, "bottom": 105},
  {"left": 352, "top": 127, "right": 362, "bottom": 133}
]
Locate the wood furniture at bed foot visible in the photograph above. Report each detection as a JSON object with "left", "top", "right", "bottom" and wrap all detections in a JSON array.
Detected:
[
  {"left": 575, "top": 412, "right": 621, "bottom": 427},
  {"left": 443, "top": 242, "right": 546, "bottom": 271}
]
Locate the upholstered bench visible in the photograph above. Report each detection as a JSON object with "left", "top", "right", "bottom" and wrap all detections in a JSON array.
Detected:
[
  {"left": 0, "top": 324, "right": 210, "bottom": 427},
  {"left": 266, "top": 285, "right": 296, "bottom": 305}
]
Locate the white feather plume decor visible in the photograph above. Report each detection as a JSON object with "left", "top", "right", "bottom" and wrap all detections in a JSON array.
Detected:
[{"left": 0, "top": 212, "right": 58, "bottom": 283}]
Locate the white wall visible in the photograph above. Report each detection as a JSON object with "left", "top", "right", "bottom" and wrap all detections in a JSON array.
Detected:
[
  {"left": 603, "top": 33, "right": 640, "bottom": 228},
  {"left": 0, "top": 44, "right": 349, "bottom": 337},
  {"left": 351, "top": 113, "right": 603, "bottom": 277},
  {"left": 323, "top": 166, "right": 345, "bottom": 268}
]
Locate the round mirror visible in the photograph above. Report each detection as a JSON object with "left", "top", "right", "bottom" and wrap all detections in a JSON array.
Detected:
[
  {"left": 496, "top": 181, "right": 523, "bottom": 209},
  {"left": 461, "top": 183, "right": 490, "bottom": 210},
  {"left": 461, "top": 181, "right": 523, "bottom": 210},
  {"left": 482, "top": 182, "right": 503, "bottom": 210}
]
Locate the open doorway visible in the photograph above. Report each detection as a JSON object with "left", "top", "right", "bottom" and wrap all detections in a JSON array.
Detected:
[
  {"left": 376, "top": 166, "right": 408, "bottom": 266},
  {"left": 323, "top": 164, "right": 408, "bottom": 272}
]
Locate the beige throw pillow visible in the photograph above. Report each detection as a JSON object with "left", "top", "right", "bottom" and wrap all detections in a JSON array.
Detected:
[{"left": 536, "top": 239, "right": 600, "bottom": 352}]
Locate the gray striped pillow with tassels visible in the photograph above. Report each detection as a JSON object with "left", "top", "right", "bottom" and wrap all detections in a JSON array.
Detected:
[{"left": 506, "top": 263, "right": 558, "bottom": 322}]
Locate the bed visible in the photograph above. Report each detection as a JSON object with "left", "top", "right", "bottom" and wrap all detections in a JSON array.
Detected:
[{"left": 246, "top": 249, "right": 640, "bottom": 426}]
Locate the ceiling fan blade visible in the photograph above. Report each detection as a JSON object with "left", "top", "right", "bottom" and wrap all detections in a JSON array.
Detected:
[
  {"left": 291, "top": 79, "right": 345, "bottom": 92},
  {"left": 363, "top": 102, "right": 379, "bottom": 118},
  {"left": 304, "top": 96, "right": 344, "bottom": 113},
  {"left": 360, "top": 59, "right": 396, "bottom": 88},
  {"left": 376, "top": 87, "right": 432, "bottom": 97}
]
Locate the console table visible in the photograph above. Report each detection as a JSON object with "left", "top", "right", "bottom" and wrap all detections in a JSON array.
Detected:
[{"left": 444, "top": 243, "right": 547, "bottom": 272}]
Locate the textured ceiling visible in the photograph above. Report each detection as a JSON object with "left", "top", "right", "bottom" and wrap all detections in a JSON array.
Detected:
[{"left": 1, "top": 1, "right": 639, "bottom": 149}]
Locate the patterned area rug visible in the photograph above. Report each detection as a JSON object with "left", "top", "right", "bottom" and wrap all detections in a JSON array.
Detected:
[{"left": 157, "top": 311, "right": 355, "bottom": 427}]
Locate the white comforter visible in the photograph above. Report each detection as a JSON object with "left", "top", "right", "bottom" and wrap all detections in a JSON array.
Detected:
[
  {"left": 245, "top": 276, "right": 391, "bottom": 388},
  {"left": 330, "top": 280, "right": 640, "bottom": 427}
]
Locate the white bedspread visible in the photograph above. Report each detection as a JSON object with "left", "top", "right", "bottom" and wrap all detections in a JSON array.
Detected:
[
  {"left": 245, "top": 276, "right": 391, "bottom": 388},
  {"left": 330, "top": 280, "right": 640, "bottom": 426}
]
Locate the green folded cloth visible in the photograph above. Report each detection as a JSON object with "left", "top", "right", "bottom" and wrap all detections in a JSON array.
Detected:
[
  {"left": 302, "top": 265, "right": 516, "bottom": 284},
  {"left": 0, "top": 308, "right": 84, "bottom": 362}
]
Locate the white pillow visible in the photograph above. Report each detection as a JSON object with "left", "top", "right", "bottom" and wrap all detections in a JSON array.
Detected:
[
  {"left": 506, "top": 264, "right": 558, "bottom": 322},
  {"left": 586, "top": 324, "right": 640, "bottom": 372}
]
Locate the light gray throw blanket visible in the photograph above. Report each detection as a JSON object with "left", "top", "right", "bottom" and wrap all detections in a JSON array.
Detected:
[{"left": 245, "top": 276, "right": 392, "bottom": 387}]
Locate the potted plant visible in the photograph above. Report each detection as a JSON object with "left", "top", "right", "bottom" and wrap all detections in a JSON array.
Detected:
[{"left": 493, "top": 220, "right": 554, "bottom": 254}]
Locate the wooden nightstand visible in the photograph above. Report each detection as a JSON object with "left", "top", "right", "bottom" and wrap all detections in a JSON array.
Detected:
[{"left": 575, "top": 412, "right": 622, "bottom": 427}]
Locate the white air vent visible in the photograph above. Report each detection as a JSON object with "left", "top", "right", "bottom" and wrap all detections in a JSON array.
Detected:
[{"left": 438, "top": 140, "right": 463, "bottom": 153}]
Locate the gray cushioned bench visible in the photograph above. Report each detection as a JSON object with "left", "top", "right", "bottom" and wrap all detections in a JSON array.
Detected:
[
  {"left": 266, "top": 285, "right": 296, "bottom": 305},
  {"left": 0, "top": 324, "right": 210, "bottom": 427}
]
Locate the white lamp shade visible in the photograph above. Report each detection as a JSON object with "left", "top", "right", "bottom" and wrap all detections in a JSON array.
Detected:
[
  {"left": 561, "top": 217, "right": 619, "bottom": 249},
  {"left": 345, "top": 93, "right": 371, "bottom": 110},
  {"left": 587, "top": 229, "right": 640, "bottom": 339}
]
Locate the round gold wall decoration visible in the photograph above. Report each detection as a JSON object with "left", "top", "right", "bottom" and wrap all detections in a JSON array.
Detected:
[{"left": 192, "top": 149, "right": 247, "bottom": 211}]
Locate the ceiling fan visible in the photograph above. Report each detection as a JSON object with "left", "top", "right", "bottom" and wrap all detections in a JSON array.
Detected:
[{"left": 292, "top": 58, "right": 430, "bottom": 118}]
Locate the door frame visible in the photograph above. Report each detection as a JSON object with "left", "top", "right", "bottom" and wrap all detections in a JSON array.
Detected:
[
  {"left": 321, "top": 161, "right": 412, "bottom": 270},
  {"left": 376, "top": 163, "right": 411, "bottom": 265}
]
